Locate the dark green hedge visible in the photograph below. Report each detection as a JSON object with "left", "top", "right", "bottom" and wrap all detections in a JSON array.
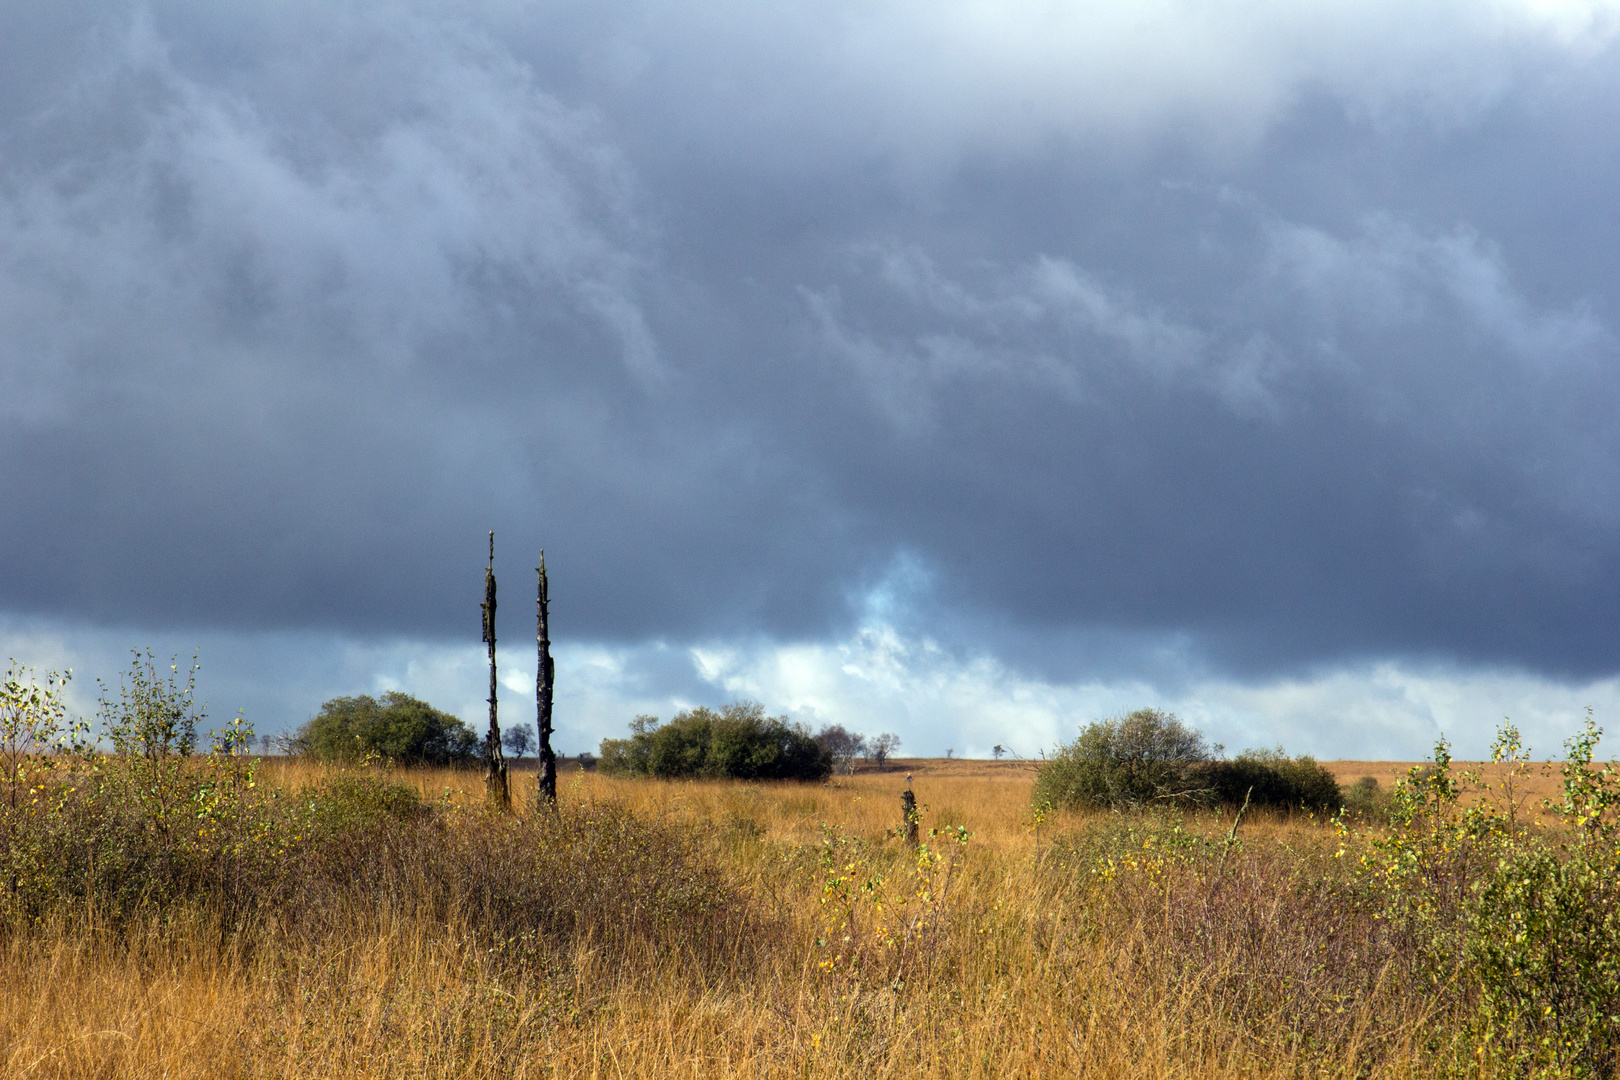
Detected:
[
  {"left": 1194, "top": 749, "right": 1343, "bottom": 814},
  {"left": 599, "top": 702, "right": 831, "bottom": 781}
]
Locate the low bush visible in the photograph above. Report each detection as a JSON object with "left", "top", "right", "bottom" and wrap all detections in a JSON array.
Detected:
[
  {"left": 1196, "top": 749, "right": 1343, "bottom": 814},
  {"left": 1352, "top": 720, "right": 1620, "bottom": 1076},
  {"left": 1033, "top": 709, "right": 1342, "bottom": 814},
  {"left": 1032, "top": 708, "right": 1209, "bottom": 810},
  {"left": 599, "top": 701, "right": 832, "bottom": 781},
  {"left": 1342, "top": 774, "right": 1394, "bottom": 821}
]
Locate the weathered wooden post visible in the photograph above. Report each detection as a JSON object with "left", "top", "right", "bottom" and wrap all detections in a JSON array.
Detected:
[
  {"left": 901, "top": 772, "right": 919, "bottom": 848},
  {"left": 482, "top": 531, "right": 511, "bottom": 810},
  {"left": 535, "top": 551, "right": 557, "bottom": 806}
]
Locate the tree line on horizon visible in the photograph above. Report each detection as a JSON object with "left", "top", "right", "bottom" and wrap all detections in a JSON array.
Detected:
[{"left": 285, "top": 693, "right": 903, "bottom": 783}]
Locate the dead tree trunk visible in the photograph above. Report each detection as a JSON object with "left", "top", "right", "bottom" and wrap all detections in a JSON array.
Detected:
[
  {"left": 535, "top": 551, "right": 556, "bottom": 806},
  {"left": 482, "top": 531, "right": 510, "bottom": 810},
  {"left": 901, "top": 774, "right": 919, "bottom": 848}
]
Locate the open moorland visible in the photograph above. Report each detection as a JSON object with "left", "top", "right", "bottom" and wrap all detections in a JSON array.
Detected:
[{"left": 6, "top": 737, "right": 1620, "bottom": 1079}]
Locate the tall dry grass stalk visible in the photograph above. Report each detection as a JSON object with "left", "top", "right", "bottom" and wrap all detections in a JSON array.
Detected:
[{"left": 4, "top": 762, "right": 1458, "bottom": 1078}]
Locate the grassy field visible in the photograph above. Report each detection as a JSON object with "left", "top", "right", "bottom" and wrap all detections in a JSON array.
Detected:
[{"left": 0, "top": 752, "right": 1611, "bottom": 1078}]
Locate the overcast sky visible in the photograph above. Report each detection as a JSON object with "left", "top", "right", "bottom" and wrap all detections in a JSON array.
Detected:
[{"left": 6, "top": 0, "right": 1620, "bottom": 760}]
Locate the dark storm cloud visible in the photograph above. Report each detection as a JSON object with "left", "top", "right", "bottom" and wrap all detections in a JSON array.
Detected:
[{"left": 4, "top": 1, "right": 1620, "bottom": 681}]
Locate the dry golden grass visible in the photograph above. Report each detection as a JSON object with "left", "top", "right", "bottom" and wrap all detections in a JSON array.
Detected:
[
  {"left": 1325, "top": 759, "right": 1568, "bottom": 823},
  {"left": 3, "top": 760, "right": 1459, "bottom": 1079}
]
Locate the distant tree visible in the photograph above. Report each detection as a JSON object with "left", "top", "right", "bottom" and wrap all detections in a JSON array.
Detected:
[
  {"left": 503, "top": 723, "right": 534, "bottom": 760},
  {"left": 815, "top": 724, "right": 869, "bottom": 774},
  {"left": 992, "top": 744, "right": 1006, "bottom": 761},
  {"left": 599, "top": 702, "right": 832, "bottom": 781},
  {"left": 258, "top": 733, "right": 273, "bottom": 755},
  {"left": 870, "top": 733, "right": 901, "bottom": 770},
  {"left": 294, "top": 692, "right": 478, "bottom": 766},
  {"left": 946, "top": 748, "right": 954, "bottom": 759}
]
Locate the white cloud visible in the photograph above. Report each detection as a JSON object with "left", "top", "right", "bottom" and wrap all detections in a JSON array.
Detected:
[
  {"left": 590, "top": 0, "right": 1620, "bottom": 169},
  {"left": 5, "top": 611, "right": 1617, "bottom": 763}
]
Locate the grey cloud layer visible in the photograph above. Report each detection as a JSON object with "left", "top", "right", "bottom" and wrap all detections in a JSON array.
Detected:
[{"left": 4, "top": 1, "right": 1620, "bottom": 681}]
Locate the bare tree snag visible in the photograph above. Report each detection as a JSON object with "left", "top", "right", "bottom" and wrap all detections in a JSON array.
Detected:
[
  {"left": 901, "top": 773, "right": 919, "bottom": 848},
  {"left": 482, "top": 531, "right": 510, "bottom": 810},
  {"left": 535, "top": 551, "right": 556, "bottom": 806}
]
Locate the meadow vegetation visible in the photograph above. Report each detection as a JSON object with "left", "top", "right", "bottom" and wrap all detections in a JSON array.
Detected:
[{"left": 4, "top": 661, "right": 1620, "bottom": 1077}]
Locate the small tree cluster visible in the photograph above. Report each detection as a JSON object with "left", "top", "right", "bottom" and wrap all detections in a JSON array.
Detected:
[
  {"left": 294, "top": 692, "right": 478, "bottom": 766},
  {"left": 599, "top": 702, "right": 832, "bottom": 781},
  {"left": 1033, "top": 707, "right": 1341, "bottom": 813},
  {"left": 813, "top": 726, "right": 903, "bottom": 773},
  {"left": 814, "top": 724, "right": 866, "bottom": 774}
]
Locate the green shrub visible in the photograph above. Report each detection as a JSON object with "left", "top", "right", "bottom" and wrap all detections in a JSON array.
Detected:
[
  {"left": 1342, "top": 774, "right": 1393, "bottom": 821},
  {"left": 294, "top": 692, "right": 477, "bottom": 766},
  {"left": 599, "top": 701, "right": 832, "bottom": 781},
  {"left": 1033, "top": 708, "right": 1208, "bottom": 810},
  {"left": 1197, "top": 748, "right": 1343, "bottom": 813},
  {"left": 1034, "top": 710, "right": 1342, "bottom": 814},
  {"left": 1, "top": 660, "right": 76, "bottom": 813},
  {"left": 294, "top": 771, "right": 431, "bottom": 839},
  {"left": 1, "top": 651, "right": 270, "bottom": 924},
  {"left": 1355, "top": 719, "right": 1620, "bottom": 1076}
]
